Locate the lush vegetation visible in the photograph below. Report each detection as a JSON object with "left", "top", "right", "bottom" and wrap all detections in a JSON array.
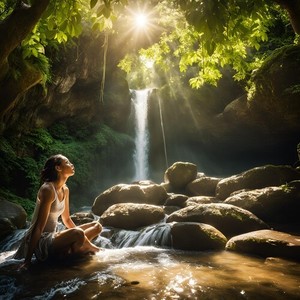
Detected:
[
  {"left": 0, "top": 122, "right": 133, "bottom": 216},
  {"left": 0, "top": 0, "right": 298, "bottom": 115},
  {"left": 119, "top": 1, "right": 297, "bottom": 90},
  {"left": 0, "top": 0, "right": 128, "bottom": 117}
]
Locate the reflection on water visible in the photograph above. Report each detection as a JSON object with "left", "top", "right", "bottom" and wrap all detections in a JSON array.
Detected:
[{"left": 1, "top": 246, "right": 299, "bottom": 299}]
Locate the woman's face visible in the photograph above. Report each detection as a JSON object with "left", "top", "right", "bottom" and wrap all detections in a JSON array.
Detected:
[{"left": 57, "top": 156, "right": 75, "bottom": 177}]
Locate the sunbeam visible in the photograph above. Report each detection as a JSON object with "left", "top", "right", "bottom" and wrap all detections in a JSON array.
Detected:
[{"left": 134, "top": 12, "right": 148, "bottom": 29}]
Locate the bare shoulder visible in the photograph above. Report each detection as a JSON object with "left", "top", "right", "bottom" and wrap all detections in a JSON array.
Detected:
[
  {"left": 63, "top": 184, "right": 69, "bottom": 193},
  {"left": 38, "top": 182, "right": 55, "bottom": 203}
]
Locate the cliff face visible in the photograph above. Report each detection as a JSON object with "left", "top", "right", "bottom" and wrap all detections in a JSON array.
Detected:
[
  {"left": 2, "top": 31, "right": 131, "bottom": 134},
  {"left": 0, "top": 31, "right": 135, "bottom": 209}
]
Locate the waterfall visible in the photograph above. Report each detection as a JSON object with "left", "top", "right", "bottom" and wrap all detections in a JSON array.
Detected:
[{"left": 132, "top": 89, "right": 151, "bottom": 181}]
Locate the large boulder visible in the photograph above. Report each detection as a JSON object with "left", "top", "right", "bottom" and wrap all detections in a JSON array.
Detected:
[
  {"left": 70, "top": 212, "right": 96, "bottom": 226},
  {"left": 171, "top": 222, "right": 227, "bottom": 251},
  {"left": 185, "top": 196, "right": 218, "bottom": 206},
  {"left": 226, "top": 229, "right": 300, "bottom": 261},
  {"left": 99, "top": 203, "right": 165, "bottom": 230},
  {"left": 92, "top": 183, "right": 168, "bottom": 216},
  {"left": 186, "top": 176, "right": 221, "bottom": 196},
  {"left": 0, "top": 199, "right": 27, "bottom": 240},
  {"left": 164, "top": 194, "right": 188, "bottom": 208},
  {"left": 166, "top": 203, "right": 268, "bottom": 238},
  {"left": 224, "top": 180, "right": 300, "bottom": 223},
  {"left": 216, "top": 165, "right": 300, "bottom": 200},
  {"left": 164, "top": 162, "right": 197, "bottom": 190}
]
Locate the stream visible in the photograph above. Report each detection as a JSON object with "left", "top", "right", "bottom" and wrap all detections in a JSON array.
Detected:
[{"left": 1, "top": 235, "right": 300, "bottom": 299}]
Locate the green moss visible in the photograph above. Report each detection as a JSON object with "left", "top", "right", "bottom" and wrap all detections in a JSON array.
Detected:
[
  {"left": 0, "top": 189, "right": 35, "bottom": 219},
  {"left": 247, "top": 44, "right": 300, "bottom": 101},
  {"left": 0, "top": 120, "right": 133, "bottom": 211}
]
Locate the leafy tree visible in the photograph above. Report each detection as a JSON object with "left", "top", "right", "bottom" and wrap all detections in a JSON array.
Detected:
[
  {"left": 120, "top": 0, "right": 298, "bottom": 88},
  {"left": 0, "top": 0, "right": 127, "bottom": 118},
  {"left": 0, "top": 0, "right": 299, "bottom": 119}
]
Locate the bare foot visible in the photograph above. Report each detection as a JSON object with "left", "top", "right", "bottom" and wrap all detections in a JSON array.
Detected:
[{"left": 79, "top": 242, "right": 100, "bottom": 255}]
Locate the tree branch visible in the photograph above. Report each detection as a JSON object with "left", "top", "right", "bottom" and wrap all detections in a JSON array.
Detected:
[
  {"left": 274, "top": 0, "right": 300, "bottom": 34},
  {"left": 0, "top": 0, "right": 50, "bottom": 79}
]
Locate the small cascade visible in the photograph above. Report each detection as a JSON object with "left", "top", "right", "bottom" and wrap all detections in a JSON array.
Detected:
[
  {"left": 0, "top": 230, "right": 25, "bottom": 252},
  {"left": 110, "top": 223, "right": 172, "bottom": 248},
  {"left": 131, "top": 89, "right": 151, "bottom": 181}
]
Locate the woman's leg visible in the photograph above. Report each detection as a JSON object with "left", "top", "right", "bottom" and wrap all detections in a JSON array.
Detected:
[
  {"left": 78, "top": 221, "right": 102, "bottom": 241},
  {"left": 51, "top": 227, "right": 100, "bottom": 257},
  {"left": 51, "top": 227, "right": 85, "bottom": 255}
]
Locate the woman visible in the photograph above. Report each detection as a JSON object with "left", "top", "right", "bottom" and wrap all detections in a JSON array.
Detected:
[{"left": 14, "top": 154, "right": 102, "bottom": 270}]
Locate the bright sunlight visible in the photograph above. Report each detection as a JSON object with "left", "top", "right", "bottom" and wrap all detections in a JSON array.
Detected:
[{"left": 135, "top": 13, "right": 148, "bottom": 28}]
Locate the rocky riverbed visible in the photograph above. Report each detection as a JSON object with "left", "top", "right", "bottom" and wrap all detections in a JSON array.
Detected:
[{"left": 1, "top": 161, "right": 300, "bottom": 299}]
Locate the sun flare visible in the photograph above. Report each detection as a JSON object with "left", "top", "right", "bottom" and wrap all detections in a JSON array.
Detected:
[{"left": 135, "top": 13, "right": 148, "bottom": 28}]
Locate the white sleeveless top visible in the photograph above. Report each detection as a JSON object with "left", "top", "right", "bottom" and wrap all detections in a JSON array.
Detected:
[
  {"left": 13, "top": 183, "right": 66, "bottom": 260},
  {"left": 39, "top": 182, "right": 65, "bottom": 232}
]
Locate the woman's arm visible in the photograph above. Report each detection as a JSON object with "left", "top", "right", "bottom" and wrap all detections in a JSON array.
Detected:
[
  {"left": 22, "top": 185, "right": 54, "bottom": 267},
  {"left": 61, "top": 185, "right": 77, "bottom": 229}
]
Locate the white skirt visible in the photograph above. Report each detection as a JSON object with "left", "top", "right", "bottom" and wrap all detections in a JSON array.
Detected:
[
  {"left": 14, "top": 231, "right": 55, "bottom": 262},
  {"left": 34, "top": 231, "right": 55, "bottom": 261}
]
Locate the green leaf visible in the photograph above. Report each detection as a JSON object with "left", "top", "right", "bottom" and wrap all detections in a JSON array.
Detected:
[
  {"left": 103, "top": 6, "right": 111, "bottom": 19},
  {"left": 97, "top": 4, "right": 105, "bottom": 17},
  {"left": 90, "top": 0, "right": 97, "bottom": 9}
]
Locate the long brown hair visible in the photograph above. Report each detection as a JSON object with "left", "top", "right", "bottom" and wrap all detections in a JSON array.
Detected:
[{"left": 40, "top": 154, "right": 64, "bottom": 182}]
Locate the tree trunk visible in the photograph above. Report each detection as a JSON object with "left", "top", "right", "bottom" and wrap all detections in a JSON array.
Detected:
[
  {"left": 274, "top": 0, "right": 300, "bottom": 34},
  {"left": 0, "top": 0, "right": 50, "bottom": 78},
  {"left": 0, "top": 0, "right": 50, "bottom": 117},
  {"left": 0, "top": 63, "right": 43, "bottom": 119}
]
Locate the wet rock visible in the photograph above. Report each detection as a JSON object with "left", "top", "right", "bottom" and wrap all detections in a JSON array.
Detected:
[
  {"left": 164, "top": 162, "right": 197, "bottom": 191},
  {"left": 0, "top": 199, "right": 27, "bottom": 240},
  {"left": 216, "top": 165, "right": 300, "bottom": 200},
  {"left": 166, "top": 203, "right": 268, "bottom": 238},
  {"left": 186, "top": 176, "right": 221, "bottom": 196},
  {"left": 224, "top": 180, "right": 300, "bottom": 223},
  {"left": 92, "top": 183, "right": 168, "bottom": 216},
  {"left": 164, "top": 194, "right": 188, "bottom": 207},
  {"left": 171, "top": 222, "right": 227, "bottom": 251},
  {"left": 71, "top": 212, "right": 96, "bottom": 226},
  {"left": 132, "top": 180, "right": 156, "bottom": 185},
  {"left": 160, "top": 182, "right": 172, "bottom": 193},
  {"left": 226, "top": 229, "right": 300, "bottom": 261},
  {"left": 185, "top": 196, "right": 218, "bottom": 206},
  {"left": 163, "top": 206, "right": 180, "bottom": 215},
  {"left": 99, "top": 203, "right": 165, "bottom": 230}
]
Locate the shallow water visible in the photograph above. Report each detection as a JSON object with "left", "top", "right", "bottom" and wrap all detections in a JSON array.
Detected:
[{"left": 1, "top": 246, "right": 299, "bottom": 299}]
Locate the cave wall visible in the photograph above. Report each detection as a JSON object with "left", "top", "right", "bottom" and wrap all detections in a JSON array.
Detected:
[{"left": 147, "top": 45, "right": 300, "bottom": 180}]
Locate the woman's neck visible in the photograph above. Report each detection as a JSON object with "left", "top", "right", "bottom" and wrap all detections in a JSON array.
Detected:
[{"left": 52, "top": 178, "right": 67, "bottom": 190}]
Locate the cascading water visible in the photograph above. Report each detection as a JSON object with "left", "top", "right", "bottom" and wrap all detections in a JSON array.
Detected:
[
  {"left": 131, "top": 89, "right": 151, "bottom": 181},
  {"left": 109, "top": 223, "right": 172, "bottom": 248}
]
